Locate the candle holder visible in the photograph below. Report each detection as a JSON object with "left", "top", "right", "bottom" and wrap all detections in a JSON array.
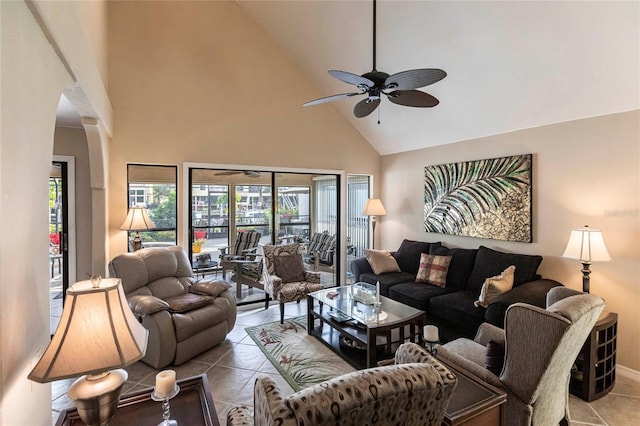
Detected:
[
  {"left": 151, "top": 384, "right": 180, "bottom": 426},
  {"left": 425, "top": 340, "right": 439, "bottom": 357}
]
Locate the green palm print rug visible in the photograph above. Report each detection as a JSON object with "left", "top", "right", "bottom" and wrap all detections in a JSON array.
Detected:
[{"left": 245, "top": 316, "right": 355, "bottom": 391}]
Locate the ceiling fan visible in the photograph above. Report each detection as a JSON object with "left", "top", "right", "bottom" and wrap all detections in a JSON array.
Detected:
[
  {"left": 303, "top": 0, "right": 446, "bottom": 119},
  {"left": 215, "top": 170, "right": 262, "bottom": 178}
]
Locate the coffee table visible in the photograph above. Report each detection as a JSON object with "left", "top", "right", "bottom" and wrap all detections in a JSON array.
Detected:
[{"left": 307, "top": 285, "right": 425, "bottom": 369}]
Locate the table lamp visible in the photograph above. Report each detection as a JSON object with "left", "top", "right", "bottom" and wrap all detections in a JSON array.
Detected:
[
  {"left": 29, "top": 277, "right": 148, "bottom": 425},
  {"left": 120, "top": 206, "right": 155, "bottom": 251},
  {"left": 363, "top": 198, "right": 386, "bottom": 249},
  {"left": 562, "top": 225, "right": 611, "bottom": 293}
]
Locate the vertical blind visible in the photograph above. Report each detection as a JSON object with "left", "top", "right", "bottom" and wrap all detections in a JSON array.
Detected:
[{"left": 347, "top": 175, "right": 370, "bottom": 258}]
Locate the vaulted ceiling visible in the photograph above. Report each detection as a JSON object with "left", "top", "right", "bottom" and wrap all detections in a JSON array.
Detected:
[{"left": 238, "top": 1, "right": 639, "bottom": 155}]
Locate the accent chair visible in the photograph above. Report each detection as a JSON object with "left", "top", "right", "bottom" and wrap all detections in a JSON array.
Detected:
[
  {"left": 227, "top": 342, "right": 458, "bottom": 426},
  {"left": 261, "top": 243, "right": 323, "bottom": 323},
  {"left": 436, "top": 286, "right": 605, "bottom": 426}
]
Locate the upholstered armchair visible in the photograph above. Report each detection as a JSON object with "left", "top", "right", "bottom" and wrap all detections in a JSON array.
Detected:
[
  {"left": 436, "top": 287, "right": 604, "bottom": 426},
  {"left": 108, "top": 246, "right": 237, "bottom": 369},
  {"left": 262, "top": 243, "right": 323, "bottom": 323},
  {"left": 227, "top": 342, "right": 457, "bottom": 426}
]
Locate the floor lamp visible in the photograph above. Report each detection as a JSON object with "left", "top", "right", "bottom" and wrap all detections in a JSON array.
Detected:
[
  {"left": 562, "top": 225, "right": 611, "bottom": 293},
  {"left": 363, "top": 198, "right": 386, "bottom": 249}
]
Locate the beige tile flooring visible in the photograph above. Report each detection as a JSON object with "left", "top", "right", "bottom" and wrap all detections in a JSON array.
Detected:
[{"left": 52, "top": 300, "right": 640, "bottom": 425}]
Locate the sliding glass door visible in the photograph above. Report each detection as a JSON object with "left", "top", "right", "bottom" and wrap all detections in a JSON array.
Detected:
[{"left": 189, "top": 168, "right": 340, "bottom": 304}]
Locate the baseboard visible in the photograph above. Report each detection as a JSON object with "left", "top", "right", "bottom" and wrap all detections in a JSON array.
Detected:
[{"left": 617, "top": 364, "right": 640, "bottom": 381}]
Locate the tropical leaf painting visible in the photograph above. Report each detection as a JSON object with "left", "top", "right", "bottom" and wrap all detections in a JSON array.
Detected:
[{"left": 424, "top": 154, "right": 532, "bottom": 242}]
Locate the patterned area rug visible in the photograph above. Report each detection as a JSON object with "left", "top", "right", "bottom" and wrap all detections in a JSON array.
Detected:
[{"left": 245, "top": 316, "right": 355, "bottom": 391}]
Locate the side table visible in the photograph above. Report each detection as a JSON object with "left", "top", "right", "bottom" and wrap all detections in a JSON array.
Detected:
[
  {"left": 570, "top": 311, "right": 617, "bottom": 401},
  {"left": 56, "top": 374, "right": 219, "bottom": 426}
]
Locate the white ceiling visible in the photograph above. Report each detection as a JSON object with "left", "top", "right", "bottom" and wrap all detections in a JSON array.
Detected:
[
  {"left": 56, "top": 1, "right": 639, "bottom": 156},
  {"left": 238, "top": 1, "right": 640, "bottom": 155}
]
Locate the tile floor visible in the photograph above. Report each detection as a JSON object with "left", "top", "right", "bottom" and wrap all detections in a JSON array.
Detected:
[{"left": 52, "top": 300, "right": 640, "bottom": 426}]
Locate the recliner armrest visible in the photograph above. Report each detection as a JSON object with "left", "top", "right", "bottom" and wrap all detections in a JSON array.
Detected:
[
  {"left": 484, "top": 279, "right": 563, "bottom": 327},
  {"left": 350, "top": 256, "right": 373, "bottom": 281},
  {"left": 128, "top": 295, "right": 170, "bottom": 316}
]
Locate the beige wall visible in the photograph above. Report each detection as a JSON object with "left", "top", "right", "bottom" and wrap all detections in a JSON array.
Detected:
[
  {"left": 107, "top": 1, "right": 380, "bottom": 258},
  {"left": 380, "top": 110, "right": 640, "bottom": 371},
  {"left": 53, "top": 127, "right": 93, "bottom": 281},
  {"left": 0, "top": 2, "right": 73, "bottom": 425}
]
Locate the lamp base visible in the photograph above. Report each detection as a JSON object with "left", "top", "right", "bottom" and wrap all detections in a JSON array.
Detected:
[{"left": 67, "top": 369, "right": 128, "bottom": 426}]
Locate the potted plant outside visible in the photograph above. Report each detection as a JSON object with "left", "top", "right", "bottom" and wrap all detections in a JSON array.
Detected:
[{"left": 192, "top": 238, "right": 205, "bottom": 253}]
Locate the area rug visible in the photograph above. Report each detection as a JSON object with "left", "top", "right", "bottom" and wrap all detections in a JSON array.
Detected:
[{"left": 245, "top": 316, "right": 355, "bottom": 391}]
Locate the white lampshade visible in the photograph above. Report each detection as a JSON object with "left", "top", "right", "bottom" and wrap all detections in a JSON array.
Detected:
[
  {"left": 562, "top": 226, "right": 611, "bottom": 263},
  {"left": 29, "top": 278, "right": 148, "bottom": 382},
  {"left": 119, "top": 206, "right": 155, "bottom": 231},
  {"left": 362, "top": 198, "right": 387, "bottom": 216}
]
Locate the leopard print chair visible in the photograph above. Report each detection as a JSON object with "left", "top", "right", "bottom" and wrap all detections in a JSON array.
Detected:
[{"left": 227, "top": 342, "right": 457, "bottom": 426}]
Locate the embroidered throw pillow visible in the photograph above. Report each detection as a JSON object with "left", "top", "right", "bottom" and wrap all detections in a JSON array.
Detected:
[
  {"left": 273, "top": 254, "right": 306, "bottom": 283},
  {"left": 416, "top": 253, "right": 452, "bottom": 287},
  {"left": 474, "top": 265, "right": 516, "bottom": 308},
  {"left": 364, "top": 249, "right": 401, "bottom": 275}
]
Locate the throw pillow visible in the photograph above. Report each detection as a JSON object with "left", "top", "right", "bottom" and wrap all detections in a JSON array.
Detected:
[
  {"left": 474, "top": 265, "right": 516, "bottom": 308},
  {"left": 364, "top": 249, "right": 401, "bottom": 275},
  {"left": 485, "top": 339, "right": 505, "bottom": 375},
  {"left": 393, "top": 239, "right": 442, "bottom": 275},
  {"left": 429, "top": 245, "right": 478, "bottom": 290},
  {"left": 273, "top": 254, "right": 306, "bottom": 283},
  {"left": 416, "top": 253, "right": 452, "bottom": 288},
  {"left": 164, "top": 293, "right": 213, "bottom": 313}
]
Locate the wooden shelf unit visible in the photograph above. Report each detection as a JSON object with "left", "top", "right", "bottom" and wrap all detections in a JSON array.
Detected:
[{"left": 570, "top": 311, "right": 617, "bottom": 402}]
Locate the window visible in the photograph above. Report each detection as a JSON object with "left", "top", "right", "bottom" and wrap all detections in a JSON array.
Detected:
[{"left": 127, "top": 164, "right": 177, "bottom": 249}]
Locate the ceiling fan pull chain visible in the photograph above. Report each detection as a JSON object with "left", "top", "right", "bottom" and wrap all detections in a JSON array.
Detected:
[{"left": 377, "top": 102, "right": 381, "bottom": 125}]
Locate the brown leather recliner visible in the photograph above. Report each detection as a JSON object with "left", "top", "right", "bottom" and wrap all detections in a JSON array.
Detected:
[{"left": 109, "top": 246, "right": 237, "bottom": 369}]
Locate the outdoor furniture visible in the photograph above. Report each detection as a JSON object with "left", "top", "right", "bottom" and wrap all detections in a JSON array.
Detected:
[
  {"left": 226, "top": 342, "right": 458, "bottom": 426},
  {"left": 304, "top": 231, "right": 336, "bottom": 271},
  {"left": 262, "top": 243, "right": 323, "bottom": 323},
  {"left": 108, "top": 246, "right": 237, "bottom": 369},
  {"left": 437, "top": 287, "right": 604, "bottom": 426}
]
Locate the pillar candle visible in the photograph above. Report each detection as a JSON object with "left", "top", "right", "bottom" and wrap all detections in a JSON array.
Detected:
[
  {"left": 424, "top": 325, "right": 439, "bottom": 343},
  {"left": 155, "top": 370, "right": 176, "bottom": 398}
]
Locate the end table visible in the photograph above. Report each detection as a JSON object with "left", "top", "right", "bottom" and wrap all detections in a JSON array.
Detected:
[{"left": 570, "top": 311, "right": 617, "bottom": 401}]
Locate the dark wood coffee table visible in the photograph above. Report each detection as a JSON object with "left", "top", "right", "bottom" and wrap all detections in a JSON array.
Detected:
[
  {"left": 55, "top": 374, "right": 219, "bottom": 426},
  {"left": 307, "top": 286, "right": 425, "bottom": 369}
]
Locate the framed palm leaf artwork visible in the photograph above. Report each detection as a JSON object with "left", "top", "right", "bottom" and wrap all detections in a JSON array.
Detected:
[{"left": 424, "top": 154, "right": 532, "bottom": 242}]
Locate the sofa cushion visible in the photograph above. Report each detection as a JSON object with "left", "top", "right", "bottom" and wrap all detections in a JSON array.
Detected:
[
  {"left": 416, "top": 254, "right": 452, "bottom": 288},
  {"left": 393, "top": 239, "right": 441, "bottom": 275},
  {"left": 467, "top": 246, "right": 542, "bottom": 293},
  {"left": 389, "top": 282, "right": 455, "bottom": 312},
  {"left": 359, "top": 272, "right": 416, "bottom": 297},
  {"left": 429, "top": 246, "right": 478, "bottom": 290},
  {"left": 474, "top": 265, "right": 515, "bottom": 308},
  {"left": 364, "top": 249, "right": 401, "bottom": 275},
  {"left": 429, "top": 291, "right": 485, "bottom": 333}
]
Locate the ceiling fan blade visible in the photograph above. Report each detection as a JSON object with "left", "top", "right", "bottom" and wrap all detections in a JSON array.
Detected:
[
  {"left": 216, "top": 171, "right": 241, "bottom": 176},
  {"left": 329, "top": 70, "right": 375, "bottom": 88},
  {"left": 385, "top": 69, "right": 447, "bottom": 91},
  {"left": 353, "top": 98, "right": 381, "bottom": 118},
  {"left": 303, "top": 92, "right": 362, "bottom": 107},
  {"left": 387, "top": 90, "right": 439, "bottom": 107}
]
